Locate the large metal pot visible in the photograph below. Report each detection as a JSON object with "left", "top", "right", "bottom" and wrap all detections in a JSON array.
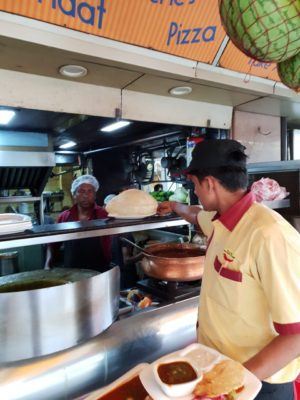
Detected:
[
  {"left": 140, "top": 243, "right": 205, "bottom": 281},
  {"left": 0, "top": 267, "right": 120, "bottom": 362}
]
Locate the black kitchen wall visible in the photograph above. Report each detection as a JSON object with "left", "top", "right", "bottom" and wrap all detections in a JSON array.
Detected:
[{"left": 92, "top": 148, "right": 134, "bottom": 205}]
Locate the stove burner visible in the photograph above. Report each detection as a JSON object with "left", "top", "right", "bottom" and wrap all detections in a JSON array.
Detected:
[{"left": 137, "top": 278, "right": 201, "bottom": 301}]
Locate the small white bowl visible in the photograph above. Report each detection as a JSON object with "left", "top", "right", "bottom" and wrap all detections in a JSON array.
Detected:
[{"left": 153, "top": 357, "right": 203, "bottom": 398}]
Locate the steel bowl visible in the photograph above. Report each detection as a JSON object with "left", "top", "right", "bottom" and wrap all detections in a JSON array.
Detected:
[{"left": 0, "top": 267, "right": 120, "bottom": 362}]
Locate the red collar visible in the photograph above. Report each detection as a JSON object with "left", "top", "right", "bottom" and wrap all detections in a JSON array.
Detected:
[
  {"left": 215, "top": 191, "right": 255, "bottom": 232},
  {"left": 69, "top": 203, "right": 100, "bottom": 221}
]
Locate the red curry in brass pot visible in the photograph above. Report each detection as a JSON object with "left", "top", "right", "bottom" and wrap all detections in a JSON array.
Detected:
[
  {"left": 152, "top": 248, "right": 203, "bottom": 258},
  {"left": 141, "top": 243, "right": 206, "bottom": 281}
]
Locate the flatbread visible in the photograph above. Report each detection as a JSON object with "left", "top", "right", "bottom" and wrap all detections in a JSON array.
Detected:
[
  {"left": 106, "top": 189, "right": 158, "bottom": 217},
  {"left": 193, "top": 359, "right": 244, "bottom": 397}
]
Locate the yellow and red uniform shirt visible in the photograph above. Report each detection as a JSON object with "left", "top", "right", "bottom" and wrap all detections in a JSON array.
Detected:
[{"left": 197, "top": 192, "right": 300, "bottom": 383}]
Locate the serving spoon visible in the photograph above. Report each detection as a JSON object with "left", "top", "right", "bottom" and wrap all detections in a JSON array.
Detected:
[{"left": 120, "top": 236, "right": 153, "bottom": 257}]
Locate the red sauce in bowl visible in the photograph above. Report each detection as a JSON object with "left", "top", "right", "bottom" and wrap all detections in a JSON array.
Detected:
[
  {"left": 157, "top": 361, "right": 197, "bottom": 385},
  {"left": 96, "top": 375, "right": 148, "bottom": 399}
]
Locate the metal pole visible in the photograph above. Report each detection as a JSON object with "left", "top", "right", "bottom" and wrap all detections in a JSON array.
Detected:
[
  {"left": 39, "top": 196, "right": 44, "bottom": 225},
  {"left": 280, "top": 117, "right": 288, "bottom": 161}
]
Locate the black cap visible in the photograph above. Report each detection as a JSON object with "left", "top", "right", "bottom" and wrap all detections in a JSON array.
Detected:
[{"left": 186, "top": 139, "right": 247, "bottom": 174}]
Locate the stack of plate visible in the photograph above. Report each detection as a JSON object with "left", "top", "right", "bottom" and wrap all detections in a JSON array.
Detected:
[{"left": 0, "top": 213, "right": 33, "bottom": 235}]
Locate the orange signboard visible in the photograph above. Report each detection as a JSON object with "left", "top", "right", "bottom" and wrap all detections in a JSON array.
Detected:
[
  {"left": 0, "top": 0, "right": 282, "bottom": 83},
  {"left": 0, "top": 0, "right": 227, "bottom": 64},
  {"left": 219, "top": 41, "right": 280, "bottom": 82}
]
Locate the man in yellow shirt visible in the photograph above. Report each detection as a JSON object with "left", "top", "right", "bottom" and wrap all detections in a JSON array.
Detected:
[{"left": 158, "top": 139, "right": 300, "bottom": 400}]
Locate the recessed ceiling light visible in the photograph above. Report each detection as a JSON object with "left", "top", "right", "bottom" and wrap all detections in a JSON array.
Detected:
[
  {"left": 59, "top": 141, "right": 77, "bottom": 149},
  {"left": 59, "top": 65, "right": 88, "bottom": 78},
  {"left": 169, "top": 86, "right": 193, "bottom": 96},
  {"left": 0, "top": 110, "right": 16, "bottom": 125},
  {"left": 100, "top": 121, "right": 131, "bottom": 132}
]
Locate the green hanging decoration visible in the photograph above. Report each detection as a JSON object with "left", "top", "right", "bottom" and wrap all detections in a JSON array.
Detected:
[
  {"left": 219, "top": 0, "right": 300, "bottom": 63},
  {"left": 277, "top": 51, "right": 300, "bottom": 92}
]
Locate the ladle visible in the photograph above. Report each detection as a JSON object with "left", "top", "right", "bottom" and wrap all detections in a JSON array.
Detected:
[{"left": 120, "top": 236, "right": 153, "bottom": 257}]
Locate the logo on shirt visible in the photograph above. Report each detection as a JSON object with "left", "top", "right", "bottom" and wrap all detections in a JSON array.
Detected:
[{"left": 223, "top": 249, "right": 235, "bottom": 263}]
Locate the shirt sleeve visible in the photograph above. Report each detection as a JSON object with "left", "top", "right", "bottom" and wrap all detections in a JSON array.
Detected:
[
  {"left": 56, "top": 214, "right": 64, "bottom": 223},
  {"left": 256, "top": 223, "right": 300, "bottom": 334},
  {"left": 197, "top": 211, "right": 216, "bottom": 238},
  {"left": 95, "top": 206, "right": 108, "bottom": 219},
  {"left": 56, "top": 210, "right": 70, "bottom": 223}
]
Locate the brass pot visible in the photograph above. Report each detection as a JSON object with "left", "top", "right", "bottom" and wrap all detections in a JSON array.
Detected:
[{"left": 140, "top": 243, "right": 205, "bottom": 282}]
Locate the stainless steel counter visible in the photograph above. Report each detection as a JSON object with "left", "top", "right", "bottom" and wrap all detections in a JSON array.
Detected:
[
  {"left": 0, "top": 296, "right": 198, "bottom": 400},
  {"left": 0, "top": 215, "right": 189, "bottom": 250}
]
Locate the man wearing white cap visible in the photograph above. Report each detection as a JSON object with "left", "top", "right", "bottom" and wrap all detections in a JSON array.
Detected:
[{"left": 45, "top": 175, "right": 111, "bottom": 272}]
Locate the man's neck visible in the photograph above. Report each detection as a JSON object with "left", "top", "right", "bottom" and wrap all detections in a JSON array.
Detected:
[
  {"left": 77, "top": 204, "right": 94, "bottom": 220},
  {"left": 217, "top": 189, "right": 247, "bottom": 215}
]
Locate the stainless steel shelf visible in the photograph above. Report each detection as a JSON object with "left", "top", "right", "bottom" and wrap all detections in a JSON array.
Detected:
[
  {"left": 261, "top": 199, "right": 290, "bottom": 209},
  {"left": 248, "top": 160, "right": 300, "bottom": 173},
  {"left": 0, "top": 196, "right": 42, "bottom": 203},
  {"left": 0, "top": 218, "right": 189, "bottom": 250},
  {"left": 0, "top": 297, "right": 198, "bottom": 400},
  {"left": 0, "top": 196, "right": 45, "bottom": 224}
]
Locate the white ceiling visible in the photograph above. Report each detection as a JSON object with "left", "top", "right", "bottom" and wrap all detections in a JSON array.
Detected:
[{"left": 0, "top": 11, "right": 299, "bottom": 128}]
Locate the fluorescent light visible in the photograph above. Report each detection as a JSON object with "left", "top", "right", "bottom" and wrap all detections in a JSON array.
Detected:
[
  {"left": 100, "top": 120, "right": 130, "bottom": 132},
  {"left": 59, "top": 141, "right": 77, "bottom": 149},
  {"left": 0, "top": 110, "right": 16, "bottom": 125}
]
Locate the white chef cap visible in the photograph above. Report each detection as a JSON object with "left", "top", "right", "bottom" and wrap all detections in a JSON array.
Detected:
[{"left": 71, "top": 175, "right": 99, "bottom": 195}]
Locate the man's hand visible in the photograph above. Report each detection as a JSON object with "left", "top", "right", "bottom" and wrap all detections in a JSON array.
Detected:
[
  {"left": 243, "top": 333, "right": 300, "bottom": 380},
  {"left": 157, "top": 201, "right": 173, "bottom": 215},
  {"left": 157, "top": 201, "right": 201, "bottom": 226}
]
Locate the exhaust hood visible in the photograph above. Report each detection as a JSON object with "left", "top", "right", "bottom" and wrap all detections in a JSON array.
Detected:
[
  {"left": 0, "top": 150, "right": 55, "bottom": 196},
  {"left": 0, "top": 128, "right": 55, "bottom": 198}
]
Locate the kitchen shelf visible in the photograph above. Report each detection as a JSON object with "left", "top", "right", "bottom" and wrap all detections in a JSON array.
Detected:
[
  {"left": 0, "top": 215, "right": 189, "bottom": 250},
  {"left": 0, "top": 195, "right": 45, "bottom": 224},
  {"left": 261, "top": 199, "right": 290, "bottom": 209},
  {"left": 248, "top": 160, "right": 300, "bottom": 173}
]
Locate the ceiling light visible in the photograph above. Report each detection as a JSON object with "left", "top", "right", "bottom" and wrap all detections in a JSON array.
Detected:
[
  {"left": 59, "top": 141, "right": 77, "bottom": 149},
  {"left": 169, "top": 86, "right": 193, "bottom": 96},
  {"left": 100, "top": 121, "right": 131, "bottom": 132},
  {"left": 0, "top": 110, "right": 16, "bottom": 125},
  {"left": 59, "top": 65, "right": 88, "bottom": 78}
]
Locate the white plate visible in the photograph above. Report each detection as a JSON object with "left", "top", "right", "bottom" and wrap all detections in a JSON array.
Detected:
[
  {"left": 83, "top": 363, "right": 149, "bottom": 400},
  {"left": 0, "top": 222, "right": 32, "bottom": 235},
  {"left": 0, "top": 214, "right": 32, "bottom": 235},
  {"left": 0, "top": 226, "right": 32, "bottom": 235},
  {"left": 139, "top": 343, "right": 262, "bottom": 400},
  {"left": 108, "top": 213, "right": 156, "bottom": 219},
  {"left": 0, "top": 213, "right": 32, "bottom": 225},
  {"left": 0, "top": 222, "right": 32, "bottom": 228}
]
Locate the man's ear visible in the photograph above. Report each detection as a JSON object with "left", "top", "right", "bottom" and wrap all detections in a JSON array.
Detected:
[{"left": 205, "top": 176, "right": 216, "bottom": 192}]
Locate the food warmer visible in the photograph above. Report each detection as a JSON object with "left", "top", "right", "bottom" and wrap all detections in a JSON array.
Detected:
[{"left": 0, "top": 215, "right": 198, "bottom": 400}]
